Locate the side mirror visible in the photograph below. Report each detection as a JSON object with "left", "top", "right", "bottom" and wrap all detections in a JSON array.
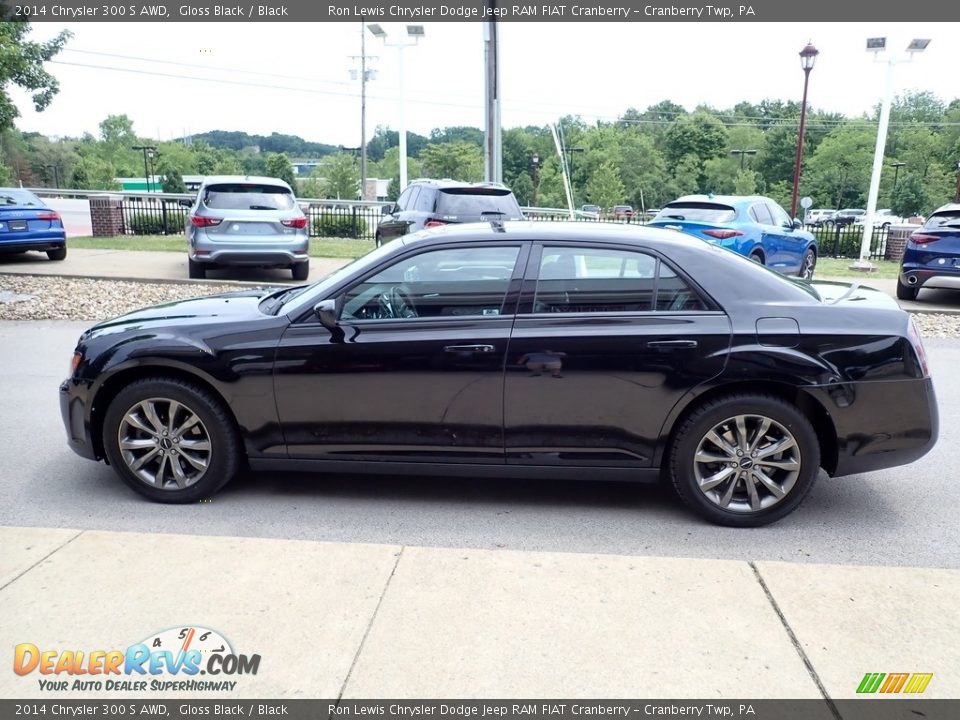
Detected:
[
  {"left": 792, "top": 218, "right": 803, "bottom": 230},
  {"left": 313, "top": 298, "right": 341, "bottom": 330},
  {"left": 178, "top": 198, "right": 194, "bottom": 208}
]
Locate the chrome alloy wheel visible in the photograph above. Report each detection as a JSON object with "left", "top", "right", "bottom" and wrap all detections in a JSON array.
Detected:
[
  {"left": 801, "top": 252, "right": 816, "bottom": 280},
  {"left": 692, "top": 414, "right": 801, "bottom": 513},
  {"left": 117, "top": 398, "right": 212, "bottom": 490}
]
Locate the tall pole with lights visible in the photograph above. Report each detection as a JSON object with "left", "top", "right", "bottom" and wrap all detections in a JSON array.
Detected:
[
  {"left": 132, "top": 145, "right": 156, "bottom": 193},
  {"left": 730, "top": 148, "right": 758, "bottom": 172},
  {"left": 790, "top": 42, "right": 819, "bottom": 220},
  {"left": 367, "top": 23, "right": 425, "bottom": 193},
  {"left": 856, "top": 37, "right": 931, "bottom": 269}
]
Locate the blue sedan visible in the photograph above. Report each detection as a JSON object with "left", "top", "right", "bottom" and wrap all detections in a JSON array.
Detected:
[
  {"left": 648, "top": 194, "right": 818, "bottom": 278},
  {"left": 0, "top": 188, "right": 67, "bottom": 261}
]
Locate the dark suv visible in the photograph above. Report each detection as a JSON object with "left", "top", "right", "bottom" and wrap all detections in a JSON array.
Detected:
[
  {"left": 833, "top": 208, "right": 866, "bottom": 227},
  {"left": 375, "top": 179, "right": 524, "bottom": 245}
]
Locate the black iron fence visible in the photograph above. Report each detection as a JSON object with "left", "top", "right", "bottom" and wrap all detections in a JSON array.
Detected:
[
  {"left": 120, "top": 196, "right": 190, "bottom": 235},
  {"left": 805, "top": 222, "right": 889, "bottom": 260}
]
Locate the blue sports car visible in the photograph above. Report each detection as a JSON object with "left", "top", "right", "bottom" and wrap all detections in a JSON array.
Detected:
[
  {"left": 0, "top": 188, "right": 67, "bottom": 261},
  {"left": 649, "top": 194, "right": 818, "bottom": 278},
  {"left": 896, "top": 203, "right": 960, "bottom": 300}
]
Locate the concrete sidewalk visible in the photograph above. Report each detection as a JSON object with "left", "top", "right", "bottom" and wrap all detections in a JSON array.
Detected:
[
  {"left": 4, "top": 247, "right": 960, "bottom": 313},
  {"left": 1, "top": 526, "right": 957, "bottom": 700}
]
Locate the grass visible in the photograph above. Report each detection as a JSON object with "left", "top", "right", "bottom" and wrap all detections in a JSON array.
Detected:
[
  {"left": 68, "top": 235, "right": 376, "bottom": 259},
  {"left": 815, "top": 256, "right": 901, "bottom": 280}
]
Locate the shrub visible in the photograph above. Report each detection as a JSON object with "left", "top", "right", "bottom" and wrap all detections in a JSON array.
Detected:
[
  {"left": 127, "top": 210, "right": 186, "bottom": 235},
  {"left": 312, "top": 212, "right": 367, "bottom": 239}
]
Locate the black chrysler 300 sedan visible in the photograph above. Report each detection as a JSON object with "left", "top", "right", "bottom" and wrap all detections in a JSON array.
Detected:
[{"left": 60, "top": 222, "right": 938, "bottom": 526}]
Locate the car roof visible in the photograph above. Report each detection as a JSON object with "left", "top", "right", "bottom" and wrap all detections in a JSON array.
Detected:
[
  {"left": 199, "top": 175, "right": 293, "bottom": 190},
  {"left": 931, "top": 203, "right": 960, "bottom": 214},
  {"left": 408, "top": 178, "right": 510, "bottom": 191},
  {"left": 667, "top": 194, "right": 773, "bottom": 207},
  {"left": 399, "top": 220, "right": 713, "bottom": 251}
]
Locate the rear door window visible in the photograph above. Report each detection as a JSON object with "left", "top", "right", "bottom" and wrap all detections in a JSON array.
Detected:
[
  {"left": 749, "top": 204, "right": 773, "bottom": 225},
  {"left": 203, "top": 184, "right": 295, "bottom": 211},
  {"left": 657, "top": 203, "right": 736, "bottom": 223},
  {"left": 436, "top": 189, "right": 522, "bottom": 220}
]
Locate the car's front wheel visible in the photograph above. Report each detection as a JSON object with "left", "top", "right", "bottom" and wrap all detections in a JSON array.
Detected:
[
  {"left": 47, "top": 245, "right": 67, "bottom": 261},
  {"left": 799, "top": 248, "right": 816, "bottom": 280},
  {"left": 103, "top": 378, "right": 241, "bottom": 503},
  {"left": 896, "top": 278, "right": 919, "bottom": 301},
  {"left": 668, "top": 394, "right": 820, "bottom": 527}
]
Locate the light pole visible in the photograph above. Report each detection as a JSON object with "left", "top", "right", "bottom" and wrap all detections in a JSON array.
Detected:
[
  {"left": 855, "top": 38, "right": 931, "bottom": 269},
  {"left": 132, "top": 145, "right": 156, "bottom": 193},
  {"left": 890, "top": 161, "right": 906, "bottom": 193},
  {"left": 531, "top": 153, "right": 540, "bottom": 206},
  {"left": 790, "top": 42, "right": 819, "bottom": 220},
  {"left": 349, "top": 26, "right": 377, "bottom": 200},
  {"left": 367, "top": 23, "right": 424, "bottom": 193},
  {"left": 730, "top": 149, "right": 757, "bottom": 172}
]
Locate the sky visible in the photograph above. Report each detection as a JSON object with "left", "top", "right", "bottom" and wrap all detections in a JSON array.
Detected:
[{"left": 10, "top": 21, "right": 960, "bottom": 148}]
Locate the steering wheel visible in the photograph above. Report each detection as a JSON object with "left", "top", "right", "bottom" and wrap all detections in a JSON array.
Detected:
[{"left": 377, "top": 285, "right": 418, "bottom": 319}]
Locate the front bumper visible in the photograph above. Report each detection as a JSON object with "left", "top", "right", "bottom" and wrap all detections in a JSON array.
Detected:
[{"left": 60, "top": 378, "right": 99, "bottom": 461}]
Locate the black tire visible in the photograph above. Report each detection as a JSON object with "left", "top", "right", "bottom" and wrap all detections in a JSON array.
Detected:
[
  {"left": 749, "top": 250, "right": 765, "bottom": 265},
  {"left": 375, "top": 232, "right": 383, "bottom": 248},
  {"left": 47, "top": 245, "right": 67, "bottom": 261},
  {"left": 896, "top": 278, "right": 919, "bottom": 301},
  {"left": 103, "top": 377, "right": 241, "bottom": 503},
  {"left": 668, "top": 394, "right": 820, "bottom": 527},
  {"left": 799, "top": 248, "right": 816, "bottom": 280},
  {"left": 292, "top": 261, "right": 309, "bottom": 281},
  {"left": 188, "top": 258, "right": 206, "bottom": 279}
]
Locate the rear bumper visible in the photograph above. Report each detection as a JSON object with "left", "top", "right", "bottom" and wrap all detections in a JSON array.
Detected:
[
  {"left": 899, "top": 265, "right": 960, "bottom": 291},
  {"left": 190, "top": 233, "right": 309, "bottom": 267},
  {"left": 805, "top": 376, "right": 938, "bottom": 477},
  {"left": 0, "top": 233, "right": 66, "bottom": 253}
]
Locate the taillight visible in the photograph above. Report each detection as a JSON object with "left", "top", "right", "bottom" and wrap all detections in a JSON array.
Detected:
[
  {"left": 190, "top": 216, "right": 222, "bottom": 228},
  {"left": 37, "top": 211, "right": 60, "bottom": 222},
  {"left": 281, "top": 217, "right": 307, "bottom": 229},
  {"left": 908, "top": 317, "right": 930, "bottom": 377},
  {"left": 703, "top": 229, "right": 743, "bottom": 240},
  {"left": 910, "top": 233, "right": 940, "bottom": 244},
  {"left": 424, "top": 220, "right": 447, "bottom": 228}
]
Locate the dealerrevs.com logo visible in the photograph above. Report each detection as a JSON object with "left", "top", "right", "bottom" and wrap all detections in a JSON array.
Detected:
[{"left": 13, "top": 626, "right": 261, "bottom": 692}]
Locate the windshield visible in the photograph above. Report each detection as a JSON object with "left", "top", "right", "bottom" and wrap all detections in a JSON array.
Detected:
[
  {"left": 278, "top": 242, "right": 399, "bottom": 317},
  {"left": 436, "top": 189, "right": 522, "bottom": 219},
  {"left": 656, "top": 203, "right": 736, "bottom": 223},
  {"left": 0, "top": 189, "right": 42, "bottom": 207},
  {"left": 203, "top": 184, "right": 295, "bottom": 211}
]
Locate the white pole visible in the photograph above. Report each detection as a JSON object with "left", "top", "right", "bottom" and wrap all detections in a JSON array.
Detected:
[
  {"left": 398, "top": 43, "right": 408, "bottom": 191},
  {"left": 856, "top": 57, "right": 897, "bottom": 268}
]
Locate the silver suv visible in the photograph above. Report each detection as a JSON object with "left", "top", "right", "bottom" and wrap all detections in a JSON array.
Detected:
[{"left": 184, "top": 176, "right": 309, "bottom": 280}]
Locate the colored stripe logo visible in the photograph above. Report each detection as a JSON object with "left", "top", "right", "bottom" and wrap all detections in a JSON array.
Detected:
[{"left": 857, "top": 672, "right": 933, "bottom": 694}]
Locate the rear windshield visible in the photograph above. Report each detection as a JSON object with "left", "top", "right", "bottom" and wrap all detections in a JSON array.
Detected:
[
  {"left": 656, "top": 202, "right": 736, "bottom": 223},
  {"left": 203, "top": 184, "right": 295, "bottom": 211},
  {"left": 436, "top": 189, "right": 522, "bottom": 219},
  {"left": 0, "top": 189, "right": 41, "bottom": 207},
  {"left": 924, "top": 210, "right": 960, "bottom": 230}
]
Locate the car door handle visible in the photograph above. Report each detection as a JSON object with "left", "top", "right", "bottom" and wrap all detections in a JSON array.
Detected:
[
  {"left": 444, "top": 344, "right": 496, "bottom": 354},
  {"left": 647, "top": 340, "right": 698, "bottom": 349}
]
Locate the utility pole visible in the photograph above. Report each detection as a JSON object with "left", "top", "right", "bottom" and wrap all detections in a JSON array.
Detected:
[
  {"left": 360, "top": 21, "right": 368, "bottom": 201},
  {"left": 483, "top": 5, "right": 502, "bottom": 183}
]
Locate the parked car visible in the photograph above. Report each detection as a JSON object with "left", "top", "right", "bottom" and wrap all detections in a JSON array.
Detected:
[
  {"left": 896, "top": 203, "right": 960, "bottom": 301},
  {"left": 60, "top": 221, "right": 937, "bottom": 527},
  {"left": 805, "top": 209, "right": 836, "bottom": 227},
  {"left": 182, "top": 176, "right": 309, "bottom": 280},
  {"left": 0, "top": 188, "right": 67, "bottom": 261},
  {"left": 611, "top": 205, "right": 635, "bottom": 220},
  {"left": 376, "top": 179, "right": 523, "bottom": 245},
  {"left": 579, "top": 204, "right": 601, "bottom": 219},
  {"left": 648, "top": 195, "right": 818, "bottom": 279},
  {"left": 833, "top": 208, "right": 866, "bottom": 227},
  {"left": 854, "top": 209, "right": 906, "bottom": 229}
]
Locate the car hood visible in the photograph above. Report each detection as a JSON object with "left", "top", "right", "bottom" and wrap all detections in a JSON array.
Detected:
[{"left": 81, "top": 288, "right": 278, "bottom": 338}]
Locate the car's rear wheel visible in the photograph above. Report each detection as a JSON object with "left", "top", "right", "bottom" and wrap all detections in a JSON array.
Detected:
[
  {"left": 799, "top": 248, "right": 816, "bottom": 279},
  {"left": 749, "top": 250, "right": 765, "bottom": 265},
  {"left": 896, "top": 278, "right": 919, "bottom": 301},
  {"left": 47, "top": 245, "right": 67, "bottom": 261},
  {"left": 103, "top": 378, "right": 240, "bottom": 503},
  {"left": 188, "top": 258, "right": 206, "bottom": 279},
  {"left": 668, "top": 394, "right": 820, "bottom": 527},
  {"left": 292, "top": 261, "right": 309, "bottom": 281}
]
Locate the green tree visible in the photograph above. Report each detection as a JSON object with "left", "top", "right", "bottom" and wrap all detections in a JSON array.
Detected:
[
  {"left": 323, "top": 153, "right": 359, "bottom": 199},
  {"left": 0, "top": 21, "right": 72, "bottom": 132},
  {"left": 265, "top": 152, "right": 296, "bottom": 187},
  {"left": 586, "top": 162, "right": 626, "bottom": 209},
  {"left": 734, "top": 170, "right": 758, "bottom": 195},
  {"left": 890, "top": 174, "right": 927, "bottom": 217},
  {"left": 160, "top": 164, "right": 186, "bottom": 193},
  {"left": 419, "top": 142, "right": 483, "bottom": 181}
]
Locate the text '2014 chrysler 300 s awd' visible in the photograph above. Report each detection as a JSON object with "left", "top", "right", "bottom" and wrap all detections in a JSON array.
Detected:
[{"left": 60, "top": 222, "right": 938, "bottom": 527}]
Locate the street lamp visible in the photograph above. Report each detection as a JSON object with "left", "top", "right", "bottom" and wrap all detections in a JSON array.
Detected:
[
  {"left": 730, "top": 149, "right": 757, "bottom": 172},
  {"left": 790, "top": 41, "right": 819, "bottom": 220},
  {"left": 890, "top": 161, "right": 906, "bottom": 191},
  {"left": 132, "top": 145, "right": 156, "bottom": 193},
  {"left": 367, "top": 23, "right": 424, "bottom": 193},
  {"left": 531, "top": 153, "right": 540, "bottom": 206},
  {"left": 855, "top": 38, "right": 931, "bottom": 269}
]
